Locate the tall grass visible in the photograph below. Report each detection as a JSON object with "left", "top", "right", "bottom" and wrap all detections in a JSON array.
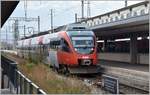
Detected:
[
  {"left": 4, "top": 53, "right": 91, "bottom": 94},
  {"left": 18, "top": 63, "right": 91, "bottom": 94}
]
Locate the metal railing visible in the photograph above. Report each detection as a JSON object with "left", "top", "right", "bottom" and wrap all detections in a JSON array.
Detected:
[{"left": 1, "top": 55, "right": 47, "bottom": 94}]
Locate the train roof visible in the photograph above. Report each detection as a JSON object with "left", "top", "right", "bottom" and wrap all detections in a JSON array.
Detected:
[
  {"left": 20, "top": 25, "right": 65, "bottom": 40},
  {"left": 20, "top": 23, "right": 90, "bottom": 40},
  {"left": 64, "top": 23, "right": 90, "bottom": 31}
]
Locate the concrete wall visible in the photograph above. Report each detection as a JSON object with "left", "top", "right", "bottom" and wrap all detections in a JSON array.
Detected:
[
  {"left": 137, "top": 53, "right": 149, "bottom": 65},
  {"left": 98, "top": 53, "right": 149, "bottom": 64}
]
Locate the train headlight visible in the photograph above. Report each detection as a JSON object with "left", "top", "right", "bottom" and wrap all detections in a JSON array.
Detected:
[
  {"left": 91, "top": 47, "right": 94, "bottom": 51},
  {"left": 75, "top": 48, "right": 77, "bottom": 51}
]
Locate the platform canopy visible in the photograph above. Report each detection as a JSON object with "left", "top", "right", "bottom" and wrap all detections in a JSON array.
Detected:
[{"left": 1, "top": 1, "right": 19, "bottom": 27}]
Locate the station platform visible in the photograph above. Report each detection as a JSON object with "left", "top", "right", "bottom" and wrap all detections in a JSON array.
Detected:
[
  {"left": 98, "top": 59, "right": 149, "bottom": 93},
  {"left": 1, "top": 89, "right": 13, "bottom": 94},
  {"left": 99, "top": 59, "right": 149, "bottom": 72}
]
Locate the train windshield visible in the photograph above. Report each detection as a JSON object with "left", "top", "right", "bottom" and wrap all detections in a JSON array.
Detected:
[{"left": 71, "top": 36, "right": 94, "bottom": 54}]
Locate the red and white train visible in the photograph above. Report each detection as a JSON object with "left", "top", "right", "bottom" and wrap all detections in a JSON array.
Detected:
[{"left": 17, "top": 24, "right": 100, "bottom": 74}]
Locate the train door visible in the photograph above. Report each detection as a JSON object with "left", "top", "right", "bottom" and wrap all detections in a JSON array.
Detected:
[{"left": 48, "top": 39, "right": 60, "bottom": 68}]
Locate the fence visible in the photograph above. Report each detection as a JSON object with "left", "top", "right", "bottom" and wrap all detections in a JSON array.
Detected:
[{"left": 1, "top": 55, "right": 47, "bottom": 94}]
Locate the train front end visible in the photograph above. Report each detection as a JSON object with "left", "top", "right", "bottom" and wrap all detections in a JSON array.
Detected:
[{"left": 66, "top": 25, "right": 100, "bottom": 74}]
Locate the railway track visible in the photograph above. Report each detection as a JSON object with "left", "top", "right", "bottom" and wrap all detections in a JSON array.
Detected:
[
  {"left": 119, "top": 84, "right": 149, "bottom": 94},
  {"left": 73, "top": 74, "right": 108, "bottom": 94},
  {"left": 74, "top": 74, "right": 149, "bottom": 94}
]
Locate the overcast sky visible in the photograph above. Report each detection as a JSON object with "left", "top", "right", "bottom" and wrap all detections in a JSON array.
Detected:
[{"left": 1, "top": 0, "right": 142, "bottom": 43}]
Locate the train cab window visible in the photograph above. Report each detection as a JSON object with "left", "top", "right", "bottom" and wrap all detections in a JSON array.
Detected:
[{"left": 62, "top": 39, "right": 70, "bottom": 52}]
